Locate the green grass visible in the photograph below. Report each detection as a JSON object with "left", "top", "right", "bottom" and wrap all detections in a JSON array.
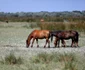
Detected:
[
  {"left": 0, "top": 51, "right": 85, "bottom": 70},
  {"left": 0, "top": 53, "right": 23, "bottom": 65},
  {"left": 0, "top": 22, "right": 85, "bottom": 47},
  {"left": 30, "top": 52, "right": 85, "bottom": 70},
  {"left": 0, "top": 22, "right": 85, "bottom": 70},
  {"left": 39, "top": 22, "right": 85, "bottom": 32}
]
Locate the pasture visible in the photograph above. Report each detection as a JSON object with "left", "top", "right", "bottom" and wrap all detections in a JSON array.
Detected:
[{"left": 0, "top": 22, "right": 85, "bottom": 70}]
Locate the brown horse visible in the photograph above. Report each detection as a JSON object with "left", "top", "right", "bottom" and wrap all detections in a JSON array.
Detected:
[
  {"left": 26, "top": 30, "right": 50, "bottom": 48},
  {"left": 50, "top": 30, "right": 79, "bottom": 47}
]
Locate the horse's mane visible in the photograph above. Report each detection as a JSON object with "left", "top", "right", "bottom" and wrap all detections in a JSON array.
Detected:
[
  {"left": 27, "top": 30, "right": 35, "bottom": 41},
  {"left": 50, "top": 30, "right": 62, "bottom": 36}
]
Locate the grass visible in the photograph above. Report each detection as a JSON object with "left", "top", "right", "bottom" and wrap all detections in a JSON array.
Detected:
[
  {"left": 30, "top": 52, "right": 85, "bottom": 70},
  {"left": 0, "top": 53, "right": 23, "bottom": 65},
  {"left": 40, "top": 22, "right": 65, "bottom": 30},
  {"left": 39, "top": 22, "right": 85, "bottom": 32},
  {"left": 0, "top": 22, "right": 85, "bottom": 47},
  {"left": 0, "top": 51, "right": 85, "bottom": 70},
  {"left": 0, "top": 22, "right": 85, "bottom": 70}
]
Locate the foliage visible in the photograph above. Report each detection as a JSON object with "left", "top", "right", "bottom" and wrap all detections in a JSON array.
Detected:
[{"left": 0, "top": 11, "right": 85, "bottom": 22}]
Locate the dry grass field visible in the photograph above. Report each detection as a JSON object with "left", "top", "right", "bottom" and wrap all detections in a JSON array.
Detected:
[{"left": 0, "top": 22, "right": 85, "bottom": 70}]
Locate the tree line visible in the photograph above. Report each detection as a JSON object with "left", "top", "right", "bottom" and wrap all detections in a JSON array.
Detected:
[{"left": 0, "top": 11, "right": 85, "bottom": 22}]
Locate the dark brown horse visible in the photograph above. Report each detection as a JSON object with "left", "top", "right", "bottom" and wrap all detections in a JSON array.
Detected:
[
  {"left": 26, "top": 30, "right": 50, "bottom": 48},
  {"left": 50, "top": 30, "right": 79, "bottom": 47}
]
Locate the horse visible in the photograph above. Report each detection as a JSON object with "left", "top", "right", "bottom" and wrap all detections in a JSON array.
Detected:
[
  {"left": 50, "top": 30, "right": 65, "bottom": 47},
  {"left": 26, "top": 30, "right": 50, "bottom": 48},
  {"left": 50, "top": 30, "right": 79, "bottom": 47}
]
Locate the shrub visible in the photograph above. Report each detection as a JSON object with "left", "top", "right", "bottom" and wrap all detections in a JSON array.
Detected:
[{"left": 1, "top": 53, "right": 23, "bottom": 65}]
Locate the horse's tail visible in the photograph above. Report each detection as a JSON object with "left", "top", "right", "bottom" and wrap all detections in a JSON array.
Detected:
[
  {"left": 75, "top": 31, "right": 79, "bottom": 43},
  {"left": 50, "top": 32, "right": 54, "bottom": 42}
]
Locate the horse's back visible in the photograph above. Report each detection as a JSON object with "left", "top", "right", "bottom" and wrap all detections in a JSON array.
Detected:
[
  {"left": 30, "top": 30, "right": 50, "bottom": 38},
  {"left": 40, "top": 30, "right": 50, "bottom": 37},
  {"left": 42, "top": 30, "right": 50, "bottom": 34}
]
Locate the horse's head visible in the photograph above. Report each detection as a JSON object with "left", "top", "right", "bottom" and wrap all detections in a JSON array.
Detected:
[{"left": 26, "top": 39, "right": 30, "bottom": 48}]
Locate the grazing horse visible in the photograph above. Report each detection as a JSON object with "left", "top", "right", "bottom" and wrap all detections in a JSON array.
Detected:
[
  {"left": 26, "top": 30, "right": 50, "bottom": 48},
  {"left": 50, "top": 31, "right": 65, "bottom": 47},
  {"left": 50, "top": 30, "right": 79, "bottom": 47}
]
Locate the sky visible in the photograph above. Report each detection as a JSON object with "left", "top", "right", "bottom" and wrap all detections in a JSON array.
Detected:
[{"left": 0, "top": 0, "right": 85, "bottom": 12}]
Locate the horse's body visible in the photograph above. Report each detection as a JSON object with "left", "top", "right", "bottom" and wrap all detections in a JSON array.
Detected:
[
  {"left": 50, "top": 30, "right": 79, "bottom": 47},
  {"left": 50, "top": 30, "right": 65, "bottom": 47},
  {"left": 26, "top": 30, "right": 50, "bottom": 48}
]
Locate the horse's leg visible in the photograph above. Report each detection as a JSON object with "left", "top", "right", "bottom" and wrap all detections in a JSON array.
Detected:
[
  {"left": 36, "top": 39, "right": 39, "bottom": 48},
  {"left": 54, "top": 37, "right": 58, "bottom": 48},
  {"left": 57, "top": 39, "right": 60, "bottom": 48},
  {"left": 61, "top": 39, "right": 66, "bottom": 47},
  {"left": 44, "top": 39, "right": 47, "bottom": 48},
  {"left": 73, "top": 41, "right": 76, "bottom": 47},
  {"left": 75, "top": 38, "right": 79, "bottom": 47},
  {"left": 44, "top": 38, "right": 50, "bottom": 48},
  {"left": 75, "top": 41, "right": 79, "bottom": 47},
  {"left": 75, "top": 32, "right": 79, "bottom": 47},
  {"left": 71, "top": 39, "right": 74, "bottom": 47},
  {"left": 48, "top": 39, "right": 50, "bottom": 48},
  {"left": 54, "top": 38, "right": 57, "bottom": 47},
  {"left": 31, "top": 38, "right": 35, "bottom": 48},
  {"left": 73, "top": 38, "right": 77, "bottom": 47},
  {"left": 76, "top": 42, "right": 79, "bottom": 47},
  {"left": 71, "top": 40, "right": 73, "bottom": 47}
]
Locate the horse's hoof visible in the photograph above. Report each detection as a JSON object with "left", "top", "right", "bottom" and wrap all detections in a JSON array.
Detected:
[
  {"left": 77, "top": 46, "right": 80, "bottom": 48},
  {"left": 37, "top": 45, "right": 39, "bottom": 48},
  {"left": 54, "top": 46, "right": 57, "bottom": 48},
  {"left": 48, "top": 46, "right": 50, "bottom": 48},
  {"left": 44, "top": 46, "right": 46, "bottom": 48},
  {"left": 26, "top": 46, "right": 29, "bottom": 48}
]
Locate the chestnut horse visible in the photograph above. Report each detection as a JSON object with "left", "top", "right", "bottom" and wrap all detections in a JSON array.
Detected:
[
  {"left": 50, "top": 30, "right": 79, "bottom": 47},
  {"left": 26, "top": 30, "right": 50, "bottom": 48}
]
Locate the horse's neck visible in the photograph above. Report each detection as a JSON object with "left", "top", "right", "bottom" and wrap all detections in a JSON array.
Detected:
[{"left": 28, "top": 34, "right": 32, "bottom": 42}]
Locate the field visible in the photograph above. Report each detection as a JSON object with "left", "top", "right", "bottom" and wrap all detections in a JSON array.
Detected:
[{"left": 0, "top": 22, "right": 85, "bottom": 70}]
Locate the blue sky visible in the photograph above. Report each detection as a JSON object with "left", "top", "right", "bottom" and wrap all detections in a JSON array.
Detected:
[{"left": 0, "top": 0, "right": 85, "bottom": 12}]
